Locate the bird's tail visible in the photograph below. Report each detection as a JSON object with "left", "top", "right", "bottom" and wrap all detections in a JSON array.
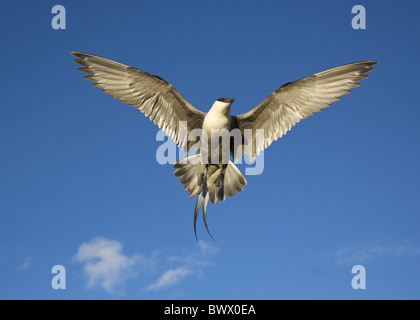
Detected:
[{"left": 173, "top": 154, "right": 247, "bottom": 239}]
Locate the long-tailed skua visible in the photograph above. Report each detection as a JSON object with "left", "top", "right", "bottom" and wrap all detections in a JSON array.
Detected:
[{"left": 72, "top": 52, "right": 377, "bottom": 239}]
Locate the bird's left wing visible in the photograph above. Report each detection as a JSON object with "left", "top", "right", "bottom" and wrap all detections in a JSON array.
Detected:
[
  {"left": 231, "top": 61, "right": 377, "bottom": 161},
  {"left": 73, "top": 52, "right": 205, "bottom": 150}
]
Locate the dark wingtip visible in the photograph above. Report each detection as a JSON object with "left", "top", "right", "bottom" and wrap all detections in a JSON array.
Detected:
[
  {"left": 71, "top": 51, "right": 86, "bottom": 59},
  {"left": 71, "top": 52, "right": 89, "bottom": 67}
]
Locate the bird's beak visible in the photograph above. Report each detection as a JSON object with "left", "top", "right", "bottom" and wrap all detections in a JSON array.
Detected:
[{"left": 230, "top": 98, "right": 235, "bottom": 103}]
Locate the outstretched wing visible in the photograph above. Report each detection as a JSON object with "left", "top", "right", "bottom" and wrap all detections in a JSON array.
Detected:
[
  {"left": 231, "top": 61, "right": 377, "bottom": 161},
  {"left": 72, "top": 52, "right": 205, "bottom": 150}
]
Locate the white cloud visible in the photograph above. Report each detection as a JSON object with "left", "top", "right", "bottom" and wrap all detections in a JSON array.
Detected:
[
  {"left": 74, "top": 238, "right": 219, "bottom": 294},
  {"left": 331, "top": 239, "right": 420, "bottom": 266},
  {"left": 74, "top": 237, "right": 141, "bottom": 293},
  {"left": 146, "top": 240, "right": 218, "bottom": 292},
  {"left": 146, "top": 266, "right": 192, "bottom": 291},
  {"left": 19, "top": 256, "right": 34, "bottom": 270}
]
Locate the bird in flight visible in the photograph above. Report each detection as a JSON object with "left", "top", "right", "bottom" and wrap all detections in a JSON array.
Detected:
[{"left": 72, "top": 52, "right": 377, "bottom": 239}]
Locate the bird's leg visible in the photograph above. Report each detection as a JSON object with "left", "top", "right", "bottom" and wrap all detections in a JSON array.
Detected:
[
  {"left": 215, "top": 164, "right": 227, "bottom": 188},
  {"left": 204, "top": 165, "right": 208, "bottom": 187},
  {"left": 215, "top": 164, "right": 227, "bottom": 201},
  {"left": 198, "top": 164, "right": 208, "bottom": 189}
]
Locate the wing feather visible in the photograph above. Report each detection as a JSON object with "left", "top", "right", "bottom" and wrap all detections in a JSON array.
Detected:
[
  {"left": 72, "top": 52, "right": 205, "bottom": 150},
  {"left": 233, "top": 61, "right": 377, "bottom": 161}
]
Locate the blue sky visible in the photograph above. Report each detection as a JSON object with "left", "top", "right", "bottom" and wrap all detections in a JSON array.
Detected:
[{"left": 0, "top": 0, "right": 419, "bottom": 299}]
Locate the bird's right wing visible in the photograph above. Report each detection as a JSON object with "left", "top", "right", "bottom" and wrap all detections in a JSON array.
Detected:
[
  {"left": 73, "top": 52, "right": 205, "bottom": 150},
  {"left": 232, "top": 61, "right": 377, "bottom": 161}
]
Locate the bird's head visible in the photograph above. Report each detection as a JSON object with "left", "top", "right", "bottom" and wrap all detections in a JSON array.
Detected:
[
  {"left": 217, "top": 97, "right": 235, "bottom": 104},
  {"left": 210, "top": 97, "right": 235, "bottom": 116}
]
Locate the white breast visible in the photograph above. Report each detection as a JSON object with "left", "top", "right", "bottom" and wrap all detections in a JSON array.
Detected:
[
  {"left": 203, "top": 112, "right": 230, "bottom": 132},
  {"left": 202, "top": 100, "right": 231, "bottom": 134}
]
